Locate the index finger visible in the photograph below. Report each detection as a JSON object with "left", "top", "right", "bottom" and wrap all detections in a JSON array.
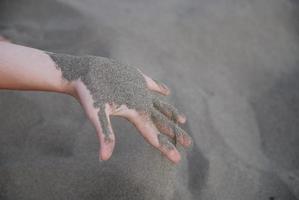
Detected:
[{"left": 138, "top": 70, "right": 171, "bottom": 96}]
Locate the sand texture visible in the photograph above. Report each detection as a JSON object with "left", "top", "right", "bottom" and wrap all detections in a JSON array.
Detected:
[{"left": 0, "top": 0, "right": 299, "bottom": 199}]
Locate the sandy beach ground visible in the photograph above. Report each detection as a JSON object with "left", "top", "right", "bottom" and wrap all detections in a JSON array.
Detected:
[{"left": 0, "top": 0, "right": 299, "bottom": 199}]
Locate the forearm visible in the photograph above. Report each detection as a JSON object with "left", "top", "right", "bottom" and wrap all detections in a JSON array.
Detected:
[
  {"left": 0, "top": 42, "right": 74, "bottom": 94},
  {"left": 0, "top": 41, "right": 192, "bottom": 163}
]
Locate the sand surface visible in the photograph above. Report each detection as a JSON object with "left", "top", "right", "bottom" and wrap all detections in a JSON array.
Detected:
[{"left": 0, "top": 0, "right": 299, "bottom": 199}]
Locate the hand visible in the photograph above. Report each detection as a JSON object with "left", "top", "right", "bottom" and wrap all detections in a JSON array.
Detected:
[{"left": 47, "top": 53, "right": 192, "bottom": 163}]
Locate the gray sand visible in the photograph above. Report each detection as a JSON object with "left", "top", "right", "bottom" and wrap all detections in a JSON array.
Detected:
[
  {"left": 46, "top": 53, "right": 151, "bottom": 111},
  {"left": 46, "top": 52, "right": 187, "bottom": 146},
  {"left": 0, "top": 0, "right": 299, "bottom": 199}
]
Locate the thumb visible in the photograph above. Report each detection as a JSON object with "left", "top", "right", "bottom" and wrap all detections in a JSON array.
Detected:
[
  {"left": 96, "top": 104, "right": 116, "bottom": 161},
  {"left": 74, "top": 81, "right": 116, "bottom": 161}
]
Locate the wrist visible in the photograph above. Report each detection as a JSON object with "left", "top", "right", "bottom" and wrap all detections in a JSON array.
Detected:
[
  {"left": 57, "top": 78, "right": 77, "bottom": 96},
  {"left": 45, "top": 52, "right": 93, "bottom": 98}
]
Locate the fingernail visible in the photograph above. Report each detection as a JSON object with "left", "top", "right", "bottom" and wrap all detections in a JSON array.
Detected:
[{"left": 179, "top": 114, "right": 187, "bottom": 123}]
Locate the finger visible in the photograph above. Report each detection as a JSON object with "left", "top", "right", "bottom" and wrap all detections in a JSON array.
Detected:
[
  {"left": 151, "top": 109, "right": 192, "bottom": 147},
  {"left": 113, "top": 108, "right": 181, "bottom": 163},
  {"left": 74, "top": 81, "right": 115, "bottom": 161},
  {"left": 153, "top": 99, "right": 186, "bottom": 124},
  {"left": 139, "top": 71, "right": 170, "bottom": 95},
  {"left": 131, "top": 113, "right": 181, "bottom": 163},
  {"left": 97, "top": 104, "right": 115, "bottom": 161}
]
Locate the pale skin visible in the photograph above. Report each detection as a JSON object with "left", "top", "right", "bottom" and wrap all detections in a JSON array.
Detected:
[{"left": 0, "top": 39, "right": 192, "bottom": 164}]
